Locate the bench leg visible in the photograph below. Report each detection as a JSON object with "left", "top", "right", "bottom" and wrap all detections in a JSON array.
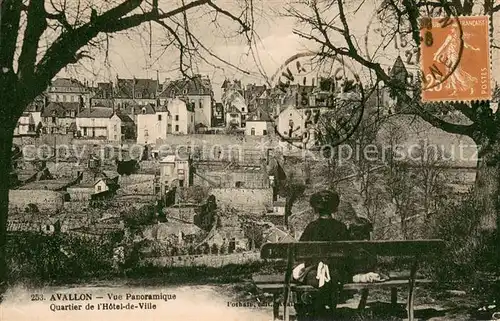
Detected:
[
  {"left": 272, "top": 293, "right": 279, "bottom": 321},
  {"left": 283, "top": 245, "right": 294, "bottom": 321},
  {"left": 358, "top": 288, "right": 369, "bottom": 310},
  {"left": 407, "top": 259, "right": 419, "bottom": 321},
  {"left": 391, "top": 287, "right": 398, "bottom": 309}
]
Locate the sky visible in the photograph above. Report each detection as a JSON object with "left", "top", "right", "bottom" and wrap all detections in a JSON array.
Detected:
[{"left": 58, "top": 0, "right": 500, "bottom": 101}]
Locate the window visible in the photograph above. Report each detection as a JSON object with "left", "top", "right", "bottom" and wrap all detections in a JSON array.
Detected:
[
  {"left": 83, "top": 128, "right": 87, "bottom": 136},
  {"left": 199, "top": 101, "right": 202, "bottom": 109},
  {"left": 251, "top": 127, "right": 255, "bottom": 135},
  {"left": 158, "top": 114, "right": 162, "bottom": 121},
  {"left": 191, "top": 115, "right": 193, "bottom": 122},
  {"left": 175, "top": 115, "right": 179, "bottom": 121},
  {"left": 242, "top": 107, "right": 245, "bottom": 112},
  {"left": 70, "top": 111, "right": 75, "bottom": 117},
  {"left": 114, "top": 125, "right": 117, "bottom": 131},
  {"left": 142, "top": 108, "right": 146, "bottom": 114},
  {"left": 183, "top": 89, "right": 187, "bottom": 94},
  {"left": 56, "top": 95, "right": 60, "bottom": 101},
  {"left": 175, "top": 125, "right": 179, "bottom": 131},
  {"left": 97, "top": 185, "right": 102, "bottom": 192},
  {"left": 71, "top": 96, "right": 75, "bottom": 102},
  {"left": 51, "top": 117, "right": 56, "bottom": 123},
  {"left": 144, "top": 129, "right": 149, "bottom": 137},
  {"left": 63, "top": 95, "right": 67, "bottom": 102},
  {"left": 263, "top": 130, "right": 267, "bottom": 135}
]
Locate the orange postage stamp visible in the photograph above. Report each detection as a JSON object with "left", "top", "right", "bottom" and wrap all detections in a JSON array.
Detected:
[{"left": 420, "top": 16, "right": 491, "bottom": 102}]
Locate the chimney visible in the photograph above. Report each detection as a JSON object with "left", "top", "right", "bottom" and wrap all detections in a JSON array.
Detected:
[
  {"left": 132, "top": 77, "right": 136, "bottom": 99},
  {"left": 78, "top": 95, "right": 84, "bottom": 115}
]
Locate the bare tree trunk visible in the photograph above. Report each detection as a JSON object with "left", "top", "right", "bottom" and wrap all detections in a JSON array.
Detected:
[
  {"left": 0, "top": 121, "right": 14, "bottom": 302},
  {"left": 474, "top": 146, "right": 500, "bottom": 232},
  {"left": 284, "top": 199, "right": 292, "bottom": 228}
]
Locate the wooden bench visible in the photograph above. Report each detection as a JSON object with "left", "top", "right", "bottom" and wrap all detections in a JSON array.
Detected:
[{"left": 252, "top": 239, "right": 445, "bottom": 321}]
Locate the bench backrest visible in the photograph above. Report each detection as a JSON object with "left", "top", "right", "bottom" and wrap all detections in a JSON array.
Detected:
[{"left": 260, "top": 239, "right": 445, "bottom": 260}]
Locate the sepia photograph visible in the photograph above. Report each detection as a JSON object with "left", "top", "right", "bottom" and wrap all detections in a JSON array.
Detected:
[{"left": 1, "top": 0, "right": 500, "bottom": 320}]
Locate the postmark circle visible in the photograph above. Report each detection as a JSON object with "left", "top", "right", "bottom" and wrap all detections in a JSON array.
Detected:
[
  {"left": 363, "top": 1, "right": 465, "bottom": 94},
  {"left": 268, "top": 52, "right": 367, "bottom": 150}
]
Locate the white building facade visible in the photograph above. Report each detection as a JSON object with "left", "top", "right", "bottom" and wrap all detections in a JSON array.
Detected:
[
  {"left": 245, "top": 120, "right": 269, "bottom": 136},
  {"left": 14, "top": 113, "right": 36, "bottom": 136},
  {"left": 160, "top": 155, "right": 191, "bottom": 193},
  {"left": 75, "top": 108, "right": 124, "bottom": 142},
  {"left": 167, "top": 98, "right": 195, "bottom": 135},
  {"left": 136, "top": 104, "right": 171, "bottom": 145}
]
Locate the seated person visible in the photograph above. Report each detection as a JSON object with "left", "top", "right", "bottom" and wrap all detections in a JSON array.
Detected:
[
  {"left": 348, "top": 216, "right": 373, "bottom": 240},
  {"left": 337, "top": 201, "right": 373, "bottom": 240},
  {"left": 294, "top": 190, "right": 350, "bottom": 321}
]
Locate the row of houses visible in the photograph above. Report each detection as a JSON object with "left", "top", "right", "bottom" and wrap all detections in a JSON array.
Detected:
[
  {"left": 17, "top": 56, "right": 409, "bottom": 144},
  {"left": 16, "top": 75, "right": 215, "bottom": 141}
]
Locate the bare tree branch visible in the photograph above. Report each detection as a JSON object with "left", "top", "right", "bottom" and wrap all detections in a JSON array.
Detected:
[
  {"left": 18, "top": 0, "right": 48, "bottom": 82},
  {"left": 28, "top": 0, "right": 251, "bottom": 109},
  {"left": 206, "top": 0, "right": 250, "bottom": 33},
  {"left": 0, "top": 0, "right": 23, "bottom": 70}
]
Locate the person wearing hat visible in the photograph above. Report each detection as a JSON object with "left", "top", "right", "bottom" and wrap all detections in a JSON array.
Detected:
[{"left": 294, "top": 189, "right": 350, "bottom": 321}]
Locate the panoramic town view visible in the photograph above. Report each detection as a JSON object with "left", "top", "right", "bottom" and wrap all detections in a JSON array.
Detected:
[{"left": 1, "top": 0, "right": 500, "bottom": 320}]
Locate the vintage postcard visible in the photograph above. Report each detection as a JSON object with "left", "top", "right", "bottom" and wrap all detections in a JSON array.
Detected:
[{"left": 1, "top": 1, "right": 499, "bottom": 321}]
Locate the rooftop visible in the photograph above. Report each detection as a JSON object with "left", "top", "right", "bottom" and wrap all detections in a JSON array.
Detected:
[
  {"left": 50, "top": 78, "right": 88, "bottom": 91},
  {"left": 159, "top": 75, "right": 212, "bottom": 98},
  {"left": 77, "top": 107, "right": 114, "bottom": 118},
  {"left": 115, "top": 78, "right": 158, "bottom": 99},
  {"left": 42, "top": 102, "right": 80, "bottom": 117},
  {"left": 160, "top": 155, "right": 177, "bottom": 163},
  {"left": 18, "top": 179, "right": 73, "bottom": 191}
]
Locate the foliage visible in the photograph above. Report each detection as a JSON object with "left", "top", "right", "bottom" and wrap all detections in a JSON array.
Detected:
[
  {"left": 116, "top": 159, "right": 139, "bottom": 176},
  {"left": 179, "top": 185, "right": 210, "bottom": 204},
  {"left": 24, "top": 203, "right": 40, "bottom": 214},
  {"left": 430, "top": 192, "right": 499, "bottom": 284},
  {"left": 241, "top": 221, "right": 266, "bottom": 250},
  {"left": 121, "top": 204, "right": 156, "bottom": 229},
  {"left": 6, "top": 233, "right": 116, "bottom": 284},
  {"left": 193, "top": 195, "right": 217, "bottom": 231},
  {"left": 278, "top": 171, "right": 306, "bottom": 226}
]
